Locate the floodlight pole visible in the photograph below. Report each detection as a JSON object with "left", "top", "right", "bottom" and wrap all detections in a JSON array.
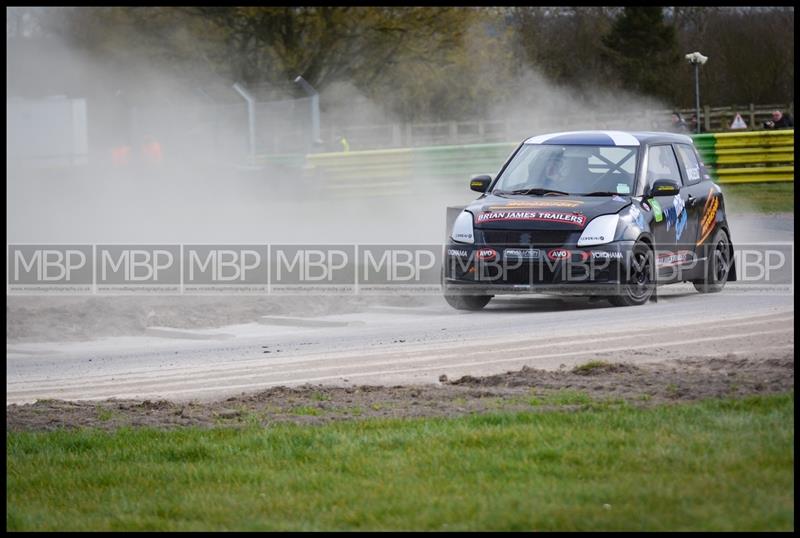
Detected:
[
  {"left": 232, "top": 82, "right": 256, "bottom": 163},
  {"left": 685, "top": 52, "right": 708, "bottom": 134},
  {"left": 294, "top": 75, "right": 321, "bottom": 152},
  {"left": 694, "top": 63, "right": 701, "bottom": 134}
]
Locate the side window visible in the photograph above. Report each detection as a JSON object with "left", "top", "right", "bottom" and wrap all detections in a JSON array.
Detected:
[
  {"left": 675, "top": 144, "right": 702, "bottom": 185},
  {"left": 646, "top": 145, "right": 683, "bottom": 187}
]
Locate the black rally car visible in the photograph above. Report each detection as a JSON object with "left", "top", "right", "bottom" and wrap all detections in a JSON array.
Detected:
[{"left": 443, "top": 130, "right": 736, "bottom": 310}]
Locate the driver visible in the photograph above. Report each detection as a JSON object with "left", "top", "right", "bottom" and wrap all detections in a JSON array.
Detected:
[{"left": 542, "top": 156, "right": 569, "bottom": 186}]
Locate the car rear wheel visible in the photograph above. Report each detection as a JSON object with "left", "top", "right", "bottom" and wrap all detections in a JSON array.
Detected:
[
  {"left": 693, "top": 228, "right": 731, "bottom": 294},
  {"left": 443, "top": 293, "right": 492, "bottom": 311},
  {"left": 608, "top": 241, "right": 655, "bottom": 307}
]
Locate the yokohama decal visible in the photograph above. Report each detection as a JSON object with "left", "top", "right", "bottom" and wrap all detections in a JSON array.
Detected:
[
  {"left": 476, "top": 211, "right": 587, "bottom": 227},
  {"left": 696, "top": 189, "right": 720, "bottom": 245}
]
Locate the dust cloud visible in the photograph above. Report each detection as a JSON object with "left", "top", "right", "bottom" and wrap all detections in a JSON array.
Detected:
[
  {"left": 6, "top": 9, "right": 790, "bottom": 345},
  {"left": 8, "top": 9, "right": 684, "bottom": 247}
]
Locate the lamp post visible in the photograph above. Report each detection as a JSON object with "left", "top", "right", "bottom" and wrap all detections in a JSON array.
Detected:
[{"left": 685, "top": 51, "right": 708, "bottom": 134}]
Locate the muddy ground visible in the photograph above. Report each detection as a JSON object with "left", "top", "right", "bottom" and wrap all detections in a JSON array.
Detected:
[{"left": 7, "top": 355, "right": 793, "bottom": 432}]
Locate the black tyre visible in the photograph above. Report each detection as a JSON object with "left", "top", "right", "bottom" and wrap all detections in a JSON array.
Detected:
[
  {"left": 693, "top": 228, "right": 732, "bottom": 294},
  {"left": 609, "top": 241, "right": 655, "bottom": 307},
  {"left": 443, "top": 293, "right": 492, "bottom": 311}
]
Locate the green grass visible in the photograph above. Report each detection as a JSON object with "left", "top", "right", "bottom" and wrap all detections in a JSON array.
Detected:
[
  {"left": 528, "top": 389, "right": 594, "bottom": 407},
  {"left": 571, "top": 360, "right": 612, "bottom": 375},
  {"left": 720, "top": 182, "right": 794, "bottom": 213},
  {"left": 6, "top": 393, "right": 794, "bottom": 531},
  {"left": 289, "top": 406, "right": 324, "bottom": 416},
  {"left": 95, "top": 407, "right": 117, "bottom": 422}
]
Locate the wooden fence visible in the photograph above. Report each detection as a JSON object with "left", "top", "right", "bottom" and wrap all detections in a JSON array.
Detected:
[{"left": 319, "top": 103, "right": 794, "bottom": 151}]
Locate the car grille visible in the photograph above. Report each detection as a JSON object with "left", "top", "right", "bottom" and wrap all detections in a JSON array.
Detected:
[
  {"left": 501, "top": 263, "right": 559, "bottom": 285},
  {"left": 480, "top": 229, "right": 575, "bottom": 247}
]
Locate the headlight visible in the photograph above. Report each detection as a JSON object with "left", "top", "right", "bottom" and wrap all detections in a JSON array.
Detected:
[
  {"left": 577, "top": 214, "right": 619, "bottom": 247},
  {"left": 451, "top": 211, "right": 475, "bottom": 244}
]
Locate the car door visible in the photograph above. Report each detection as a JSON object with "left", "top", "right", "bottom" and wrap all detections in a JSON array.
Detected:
[
  {"left": 642, "top": 144, "right": 692, "bottom": 278},
  {"left": 673, "top": 143, "right": 712, "bottom": 253}
]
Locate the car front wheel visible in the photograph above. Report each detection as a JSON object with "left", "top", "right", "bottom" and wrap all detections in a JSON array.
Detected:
[
  {"left": 609, "top": 241, "right": 655, "bottom": 307},
  {"left": 443, "top": 293, "right": 492, "bottom": 311}
]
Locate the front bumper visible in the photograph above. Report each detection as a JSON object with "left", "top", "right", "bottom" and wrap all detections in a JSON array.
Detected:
[{"left": 443, "top": 240, "right": 637, "bottom": 296}]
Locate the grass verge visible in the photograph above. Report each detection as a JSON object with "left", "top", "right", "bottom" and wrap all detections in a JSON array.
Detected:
[
  {"left": 6, "top": 393, "right": 794, "bottom": 531},
  {"left": 720, "top": 181, "right": 794, "bottom": 213}
]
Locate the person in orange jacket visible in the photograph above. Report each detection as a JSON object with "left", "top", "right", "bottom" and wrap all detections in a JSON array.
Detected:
[{"left": 141, "top": 135, "right": 163, "bottom": 164}]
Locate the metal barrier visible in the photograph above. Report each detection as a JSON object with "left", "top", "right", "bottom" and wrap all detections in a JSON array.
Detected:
[
  {"left": 694, "top": 130, "right": 794, "bottom": 183},
  {"left": 304, "top": 143, "right": 517, "bottom": 198},
  {"left": 280, "top": 130, "right": 793, "bottom": 198}
]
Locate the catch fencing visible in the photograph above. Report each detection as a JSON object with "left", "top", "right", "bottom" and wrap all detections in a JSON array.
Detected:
[{"left": 128, "top": 96, "right": 314, "bottom": 163}]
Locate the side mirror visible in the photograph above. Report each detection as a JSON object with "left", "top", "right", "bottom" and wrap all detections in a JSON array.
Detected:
[
  {"left": 648, "top": 179, "right": 681, "bottom": 197},
  {"left": 470, "top": 175, "right": 492, "bottom": 193}
]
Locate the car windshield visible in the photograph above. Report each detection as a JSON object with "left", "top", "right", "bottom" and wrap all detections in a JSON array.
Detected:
[{"left": 493, "top": 144, "right": 638, "bottom": 196}]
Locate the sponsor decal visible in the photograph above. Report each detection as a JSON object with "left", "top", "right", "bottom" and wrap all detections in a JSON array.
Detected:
[
  {"left": 656, "top": 250, "right": 694, "bottom": 266},
  {"left": 591, "top": 250, "right": 623, "bottom": 260},
  {"left": 687, "top": 167, "right": 700, "bottom": 181},
  {"left": 675, "top": 210, "right": 688, "bottom": 240},
  {"left": 447, "top": 248, "right": 468, "bottom": 257},
  {"left": 476, "top": 211, "right": 587, "bottom": 227},
  {"left": 649, "top": 198, "right": 663, "bottom": 222},
  {"left": 612, "top": 195, "right": 626, "bottom": 203},
  {"left": 476, "top": 248, "right": 497, "bottom": 261},
  {"left": 488, "top": 200, "right": 583, "bottom": 209},
  {"left": 546, "top": 248, "right": 570, "bottom": 261},
  {"left": 663, "top": 195, "right": 687, "bottom": 241},
  {"left": 546, "top": 249, "right": 593, "bottom": 262},
  {"left": 696, "top": 189, "right": 720, "bottom": 245},
  {"left": 616, "top": 183, "right": 631, "bottom": 194},
  {"left": 504, "top": 248, "right": 541, "bottom": 260}
]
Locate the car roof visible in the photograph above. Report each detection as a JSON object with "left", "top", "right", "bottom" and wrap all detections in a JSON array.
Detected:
[{"left": 523, "top": 130, "right": 694, "bottom": 147}]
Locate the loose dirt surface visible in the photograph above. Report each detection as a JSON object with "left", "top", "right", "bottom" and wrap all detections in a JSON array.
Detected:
[
  {"left": 7, "top": 355, "right": 793, "bottom": 432},
  {"left": 7, "top": 295, "right": 430, "bottom": 343}
]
